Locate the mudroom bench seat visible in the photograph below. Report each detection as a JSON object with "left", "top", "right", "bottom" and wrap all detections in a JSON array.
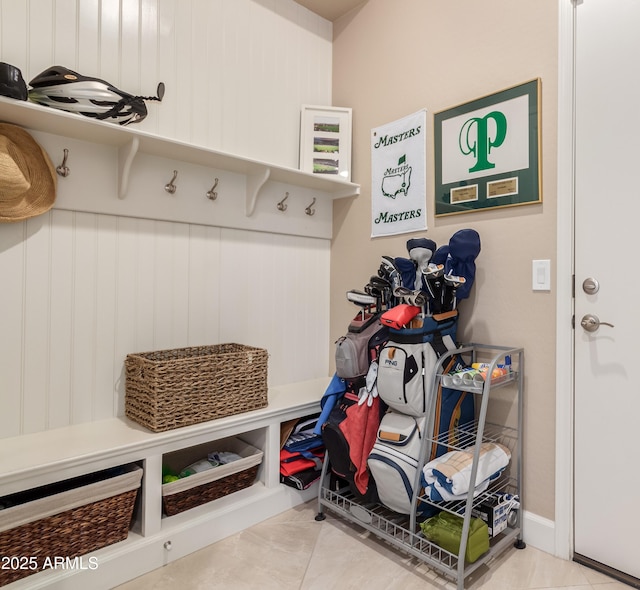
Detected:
[{"left": 0, "top": 378, "right": 328, "bottom": 590}]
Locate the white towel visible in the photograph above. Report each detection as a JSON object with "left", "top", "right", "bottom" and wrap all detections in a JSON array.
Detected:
[{"left": 422, "top": 442, "right": 511, "bottom": 497}]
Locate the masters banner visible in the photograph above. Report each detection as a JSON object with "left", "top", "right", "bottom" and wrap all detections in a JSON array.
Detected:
[{"left": 371, "top": 109, "right": 427, "bottom": 238}]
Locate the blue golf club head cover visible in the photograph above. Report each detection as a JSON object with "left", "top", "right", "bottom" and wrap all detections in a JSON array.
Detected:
[
  {"left": 393, "top": 256, "right": 418, "bottom": 290},
  {"left": 432, "top": 245, "right": 449, "bottom": 266},
  {"left": 445, "top": 229, "right": 481, "bottom": 300}
]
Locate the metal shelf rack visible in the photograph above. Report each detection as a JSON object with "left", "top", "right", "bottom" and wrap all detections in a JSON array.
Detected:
[{"left": 316, "top": 344, "right": 525, "bottom": 590}]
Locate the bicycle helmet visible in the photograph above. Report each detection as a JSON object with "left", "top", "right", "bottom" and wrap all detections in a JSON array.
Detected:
[
  {"left": 28, "top": 66, "right": 164, "bottom": 126},
  {"left": 0, "top": 63, "right": 27, "bottom": 101}
]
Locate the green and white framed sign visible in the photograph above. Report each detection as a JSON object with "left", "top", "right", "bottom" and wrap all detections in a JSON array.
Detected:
[{"left": 434, "top": 79, "right": 541, "bottom": 216}]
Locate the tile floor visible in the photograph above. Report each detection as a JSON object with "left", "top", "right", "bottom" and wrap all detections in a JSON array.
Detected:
[{"left": 116, "top": 501, "right": 630, "bottom": 590}]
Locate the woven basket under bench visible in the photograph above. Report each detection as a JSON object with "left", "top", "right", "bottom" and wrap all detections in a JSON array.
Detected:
[
  {"left": 125, "top": 343, "right": 268, "bottom": 432},
  {"left": 162, "top": 437, "right": 264, "bottom": 516},
  {"left": 0, "top": 465, "right": 142, "bottom": 586}
]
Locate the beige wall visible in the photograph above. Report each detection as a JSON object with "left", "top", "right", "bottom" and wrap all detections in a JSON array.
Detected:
[{"left": 331, "top": 0, "right": 558, "bottom": 521}]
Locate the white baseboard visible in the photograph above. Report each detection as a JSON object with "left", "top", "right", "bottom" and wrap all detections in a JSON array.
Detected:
[{"left": 522, "top": 510, "right": 557, "bottom": 556}]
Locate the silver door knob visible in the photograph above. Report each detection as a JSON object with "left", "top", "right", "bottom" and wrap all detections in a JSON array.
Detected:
[
  {"left": 582, "top": 277, "right": 600, "bottom": 295},
  {"left": 580, "top": 314, "right": 614, "bottom": 332}
]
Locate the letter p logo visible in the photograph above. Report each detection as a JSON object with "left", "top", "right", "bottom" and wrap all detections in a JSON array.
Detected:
[{"left": 459, "top": 111, "right": 507, "bottom": 173}]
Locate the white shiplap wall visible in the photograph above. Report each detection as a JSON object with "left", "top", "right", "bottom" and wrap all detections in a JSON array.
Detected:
[
  {"left": 0, "top": 0, "right": 332, "bottom": 167},
  {"left": 0, "top": 0, "right": 333, "bottom": 438}
]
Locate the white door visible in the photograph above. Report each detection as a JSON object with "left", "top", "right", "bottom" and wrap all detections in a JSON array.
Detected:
[{"left": 574, "top": 0, "right": 640, "bottom": 580}]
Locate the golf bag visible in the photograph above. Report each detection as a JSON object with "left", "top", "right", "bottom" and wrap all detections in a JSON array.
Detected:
[
  {"left": 364, "top": 354, "right": 474, "bottom": 514},
  {"left": 320, "top": 376, "right": 384, "bottom": 502},
  {"left": 367, "top": 412, "right": 429, "bottom": 515},
  {"left": 429, "top": 354, "right": 475, "bottom": 460},
  {"left": 335, "top": 316, "right": 388, "bottom": 380},
  {"left": 376, "top": 311, "right": 458, "bottom": 416}
]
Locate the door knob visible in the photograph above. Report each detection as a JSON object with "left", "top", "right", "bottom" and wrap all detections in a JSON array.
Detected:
[
  {"left": 582, "top": 277, "right": 600, "bottom": 295},
  {"left": 580, "top": 314, "right": 614, "bottom": 332}
]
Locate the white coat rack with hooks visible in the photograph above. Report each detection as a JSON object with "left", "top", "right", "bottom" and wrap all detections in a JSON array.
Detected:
[{"left": 0, "top": 96, "right": 360, "bottom": 238}]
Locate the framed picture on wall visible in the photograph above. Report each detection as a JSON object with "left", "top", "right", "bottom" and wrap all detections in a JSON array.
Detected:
[
  {"left": 434, "top": 78, "right": 541, "bottom": 216},
  {"left": 299, "top": 105, "right": 352, "bottom": 181}
]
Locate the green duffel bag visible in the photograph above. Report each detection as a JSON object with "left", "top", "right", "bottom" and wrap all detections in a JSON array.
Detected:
[{"left": 420, "top": 511, "right": 490, "bottom": 563}]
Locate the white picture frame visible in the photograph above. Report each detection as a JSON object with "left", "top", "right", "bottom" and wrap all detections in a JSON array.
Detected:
[{"left": 299, "top": 105, "right": 352, "bottom": 181}]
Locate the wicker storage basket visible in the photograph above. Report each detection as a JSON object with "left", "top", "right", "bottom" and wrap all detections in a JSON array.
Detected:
[
  {"left": 125, "top": 343, "right": 268, "bottom": 432},
  {"left": 162, "top": 437, "right": 263, "bottom": 516},
  {"left": 0, "top": 464, "right": 142, "bottom": 586}
]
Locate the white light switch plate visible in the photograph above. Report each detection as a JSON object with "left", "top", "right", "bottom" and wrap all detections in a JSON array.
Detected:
[{"left": 532, "top": 259, "right": 551, "bottom": 291}]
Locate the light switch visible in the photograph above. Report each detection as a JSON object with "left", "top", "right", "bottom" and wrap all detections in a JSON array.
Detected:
[{"left": 532, "top": 259, "right": 551, "bottom": 291}]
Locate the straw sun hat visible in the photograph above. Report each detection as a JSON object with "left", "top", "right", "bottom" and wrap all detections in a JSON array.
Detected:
[{"left": 0, "top": 123, "right": 57, "bottom": 222}]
